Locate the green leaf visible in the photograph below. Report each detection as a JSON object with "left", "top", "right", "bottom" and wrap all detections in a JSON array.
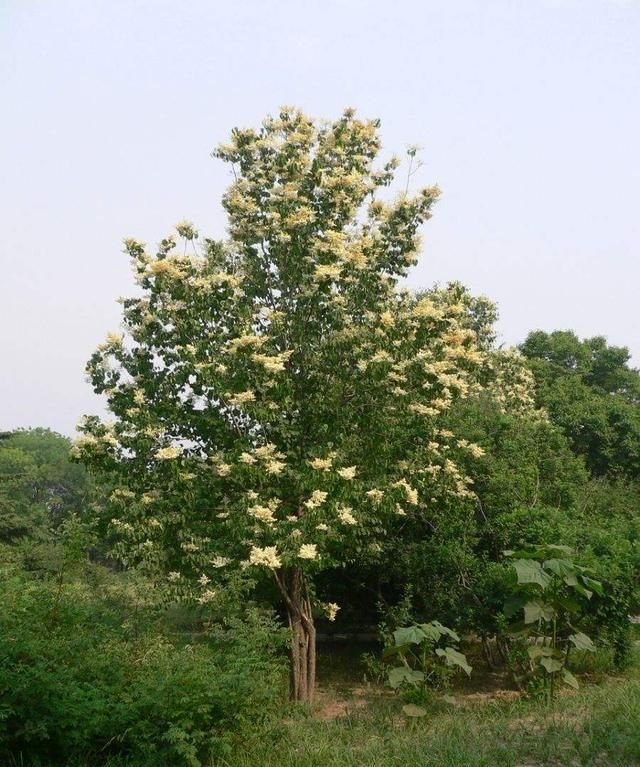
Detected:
[
  {"left": 388, "top": 667, "right": 424, "bottom": 689},
  {"left": 581, "top": 576, "right": 604, "bottom": 596},
  {"left": 562, "top": 669, "right": 579, "bottom": 690},
  {"left": 393, "top": 626, "right": 427, "bottom": 646},
  {"left": 569, "top": 632, "right": 596, "bottom": 652},
  {"left": 420, "top": 620, "right": 460, "bottom": 642},
  {"left": 524, "top": 601, "right": 555, "bottom": 624},
  {"left": 402, "top": 704, "right": 428, "bottom": 717},
  {"left": 527, "top": 644, "right": 555, "bottom": 660},
  {"left": 545, "top": 544, "right": 575, "bottom": 556},
  {"left": 513, "top": 559, "right": 552, "bottom": 589},
  {"left": 540, "top": 657, "right": 563, "bottom": 673},
  {"left": 543, "top": 558, "right": 575, "bottom": 577},
  {"left": 416, "top": 623, "right": 445, "bottom": 642},
  {"left": 435, "top": 647, "right": 472, "bottom": 676}
]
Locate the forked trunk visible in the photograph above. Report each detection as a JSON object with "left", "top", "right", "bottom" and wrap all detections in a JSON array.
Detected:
[{"left": 275, "top": 566, "right": 316, "bottom": 703}]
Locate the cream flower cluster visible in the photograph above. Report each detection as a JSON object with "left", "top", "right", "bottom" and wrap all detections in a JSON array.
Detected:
[
  {"left": 155, "top": 445, "right": 182, "bottom": 461},
  {"left": 249, "top": 545, "right": 281, "bottom": 569}
]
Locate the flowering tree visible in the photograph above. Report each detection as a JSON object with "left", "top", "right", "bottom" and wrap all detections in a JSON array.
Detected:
[{"left": 75, "top": 108, "right": 525, "bottom": 702}]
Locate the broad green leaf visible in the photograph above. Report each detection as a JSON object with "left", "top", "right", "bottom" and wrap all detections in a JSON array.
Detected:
[
  {"left": 388, "top": 666, "right": 424, "bottom": 689},
  {"left": 435, "top": 647, "right": 472, "bottom": 676},
  {"left": 425, "top": 620, "right": 460, "bottom": 642},
  {"left": 557, "top": 594, "right": 580, "bottom": 613},
  {"left": 562, "top": 669, "right": 579, "bottom": 689},
  {"left": 527, "top": 644, "right": 554, "bottom": 660},
  {"left": 581, "top": 576, "right": 604, "bottom": 596},
  {"left": 513, "top": 559, "right": 552, "bottom": 589},
  {"left": 402, "top": 704, "right": 428, "bottom": 717},
  {"left": 393, "top": 626, "right": 427, "bottom": 646},
  {"left": 540, "top": 657, "right": 563, "bottom": 673},
  {"left": 417, "top": 622, "right": 445, "bottom": 642},
  {"left": 524, "top": 601, "right": 555, "bottom": 624},
  {"left": 543, "top": 558, "right": 575, "bottom": 577},
  {"left": 569, "top": 632, "right": 596, "bottom": 652},
  {"left": 545, "top": 544, "right": 574, "bottom": 555}
]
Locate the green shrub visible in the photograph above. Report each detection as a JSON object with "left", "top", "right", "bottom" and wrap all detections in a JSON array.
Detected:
[{"left": 0, "top": 557, "right": 287, "bottom": 766}]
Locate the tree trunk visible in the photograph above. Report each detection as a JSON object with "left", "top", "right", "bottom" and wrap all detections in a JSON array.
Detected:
[{"left": 275, "top": 566, "right": 316, "bottom": 703}]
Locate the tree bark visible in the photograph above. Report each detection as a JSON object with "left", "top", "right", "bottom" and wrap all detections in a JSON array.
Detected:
[{"left": 275, "top": 566, "right": 316, "bottom": 703}]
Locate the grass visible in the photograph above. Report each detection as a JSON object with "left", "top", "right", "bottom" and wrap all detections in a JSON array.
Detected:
[
  {"left": 215, "top": 646, "right": 640, "bottom": 767},
  {"left": 11, "top": 644, "right": 640, "bottom": 767}
]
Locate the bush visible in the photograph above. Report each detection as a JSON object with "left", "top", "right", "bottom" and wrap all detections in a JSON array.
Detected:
[{"left": 0, "top": 554, "right": 287, "bottom": 766}]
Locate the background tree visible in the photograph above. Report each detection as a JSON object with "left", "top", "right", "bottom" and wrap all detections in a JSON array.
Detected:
[
  {"left": 520, "top": 330, "right": 640, "bottom": 479},
  {"left": 0, "top": 429, "right": 91, "bottom": 542}
]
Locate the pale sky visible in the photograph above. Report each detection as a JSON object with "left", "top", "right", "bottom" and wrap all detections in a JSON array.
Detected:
[{"left": 1, "top": 0, "right": 638, "bottom": 436}]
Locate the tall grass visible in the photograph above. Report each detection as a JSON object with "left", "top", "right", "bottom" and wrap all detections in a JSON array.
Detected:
[{"left": 217, "top": 653, "right": 640, "bottom": 767}]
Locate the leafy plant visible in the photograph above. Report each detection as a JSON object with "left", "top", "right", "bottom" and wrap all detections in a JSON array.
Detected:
[
  {"left": 384, "top": 621, "right": 471, "bottom": 716},
  {"left": 503, "top": 544, "right": 602, "bottom": 699}
]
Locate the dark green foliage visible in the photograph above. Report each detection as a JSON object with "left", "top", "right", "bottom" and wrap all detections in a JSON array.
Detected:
[
  {"left": 0, "top": 428, "right": 92, "bottom": 542},
  {"left": 0, "top": 545, "right": 287, "bottom": 767},
  {"left": 0, "top": 446, "right": 47, "bottom": 541},
  {"left": 521, "top": 330, "right": 640, "bottom": 479}
]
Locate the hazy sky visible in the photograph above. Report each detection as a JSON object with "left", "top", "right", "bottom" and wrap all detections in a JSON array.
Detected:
[{"left": 1, "top": 0, "right": 639, "bottom": 437}]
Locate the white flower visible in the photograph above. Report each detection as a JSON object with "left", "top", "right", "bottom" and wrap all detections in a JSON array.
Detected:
[
  {"left": 198, "top": 573, "right": 210, "bottom": 587},
  {"left": 252, "top": 351, "right": 292, "bottom": 374},
  {"left": 106, "top": 331, "right": 124, "bottom": 346},
  {"left": 265, "top": 460, "right": 285, "bottom": 475},
  {"left": 239, "top": 452, "right": 257, "bottom": 464},
  {"left": 309, "top": 456, "right": 333, "bottom": 471},
  {"left": 380, "top": 311, "right": 395, "bottom": 327},
  {"left": 410, "top": 403, "right": 439, "bottom": 417},
  {"left": 337, "top": 466, "right": 357, "bottom": 480},
  {"left": 168, "top": 571, "right": 182, "bottom": 582},
  {"left": 366, "top": 488, "right": 384, "bottom": 502},
  {"left": 156, "top": 445, "right": 183, "bottom": 461},
  {"left": 305, "top": 490, "right": 329, "bottom": 509},
  {"left": 175, "top": 220, "right": 198, "bottom": 240},
  {"left": 227, "top": 334, "right": 266, "bottom": 353},
  {"left": 316, "top": 523, "right": 329, "bottom": 531},
  {"left": 394, "top": 479, "right": 418, "bottom": 505},
  {"left": 248, "top": 504, "right": 276, "bottom": 524},
  {"left": 324, "top": 602, "right": 340, "bottom": 621},
  {"left": 298, "top": 543, "right": 318, "bottom": 560},
  {"left": 314, "top": 263, "right": 342, "bottom": 281},
  {"left": 337, "top": 505, "right": 357, "bottom": 525},
  {"left": 198, "top": 589, "right": 217, "bottom": 605},
  {"left": 227, "top": 390, "right": 255, "bottom": 406},
  {"left": 249, "top": 546, "right": 281, "bottom": 569},
  {"left": 254, "top": 443, "right": 279, "bottom": 459}
]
